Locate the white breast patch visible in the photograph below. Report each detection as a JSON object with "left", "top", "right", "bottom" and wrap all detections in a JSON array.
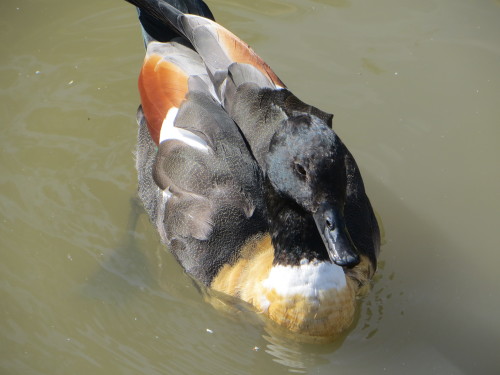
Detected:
[{"left": 261, "top": 260, "right": 347, "bottom": 298}]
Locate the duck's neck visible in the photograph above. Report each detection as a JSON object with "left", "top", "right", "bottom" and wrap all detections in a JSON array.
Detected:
[{"left": 264, "top": 180, "right": 329, "bottom": 265}]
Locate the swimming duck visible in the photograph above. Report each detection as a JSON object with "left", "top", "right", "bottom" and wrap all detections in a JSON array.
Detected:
[{"left": 127, "top": 0, "right": 380, "bottom": 339}]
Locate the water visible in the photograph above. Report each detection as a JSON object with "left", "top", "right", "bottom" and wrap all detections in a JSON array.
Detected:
[{"left": 1, "top": 0, "right": 499, "bottom": 374}]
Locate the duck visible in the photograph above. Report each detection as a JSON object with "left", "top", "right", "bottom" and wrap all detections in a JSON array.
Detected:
[{"left": 126, "top": 0, "right": 380, "bottom": 340}]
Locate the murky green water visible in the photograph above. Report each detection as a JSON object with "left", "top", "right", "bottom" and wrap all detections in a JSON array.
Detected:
[{"left": 1, "top": 0, "right": 499, "bottom": 374}]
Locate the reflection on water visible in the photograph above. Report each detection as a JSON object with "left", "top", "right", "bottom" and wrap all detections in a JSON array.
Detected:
[
  {"left": 1, "top": 0, "right": 500, "bottom": 374},
  {"left": 263, "top": 335, "right": 311, "bottom": 372},
  {"left": 261, "top": 326, "right": 349, "bottom": 372}
]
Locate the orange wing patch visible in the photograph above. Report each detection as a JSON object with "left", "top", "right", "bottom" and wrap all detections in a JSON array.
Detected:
[
  {"left": 216, "top": 26, "right": 285, "bottom": 88},
  {"left": 139, "top": 54, "right": 189, "bottom": 145}
]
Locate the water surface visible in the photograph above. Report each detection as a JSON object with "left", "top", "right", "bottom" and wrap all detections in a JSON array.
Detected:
[{"left": 1, "top": 0, "right": 499, "bottom": 374}]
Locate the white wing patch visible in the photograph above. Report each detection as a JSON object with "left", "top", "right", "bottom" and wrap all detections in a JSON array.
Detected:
[
  {"left": 159, "top": 107, "right": 209, "bottom": 152},
  {"left": 262, "top": 260, "right": 347, "bottom": 298}
]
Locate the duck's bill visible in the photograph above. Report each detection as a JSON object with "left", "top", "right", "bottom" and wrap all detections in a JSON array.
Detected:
[{"left": 313, "top": 205, "right": 360, "bottom": 268}]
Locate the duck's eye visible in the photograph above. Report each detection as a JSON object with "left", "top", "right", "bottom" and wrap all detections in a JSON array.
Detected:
[{"left": 294, "top": 163, "right": 307, "bottom": 178}]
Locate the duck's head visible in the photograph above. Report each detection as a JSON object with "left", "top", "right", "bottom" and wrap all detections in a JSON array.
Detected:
[{"left": 264, "top": 114, "right": 360, "bottom": 268}]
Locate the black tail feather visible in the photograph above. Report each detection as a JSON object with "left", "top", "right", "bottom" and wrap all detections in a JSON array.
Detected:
[{"left": 125, "top": 0, "right": 214, "bottom": 43}]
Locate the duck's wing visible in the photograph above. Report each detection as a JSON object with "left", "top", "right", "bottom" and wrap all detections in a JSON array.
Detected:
[
  {"left": 138, "top": 41, "right": 262, "bottom": 190},
  {"left": 139, "top": 99, "right": 267, "bottom": 284},
  {"left": 136, "top": 40, "right": 267, "bottom": 284}
]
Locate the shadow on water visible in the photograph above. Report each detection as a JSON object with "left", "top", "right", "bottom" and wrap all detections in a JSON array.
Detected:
[{"left": 81, "top": 197, "right": 156, "bottom": 303}]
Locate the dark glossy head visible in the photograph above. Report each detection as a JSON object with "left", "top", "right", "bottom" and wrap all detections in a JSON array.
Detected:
[{"left": 265, "top": 114, "right": 360, "bottom": 267}]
